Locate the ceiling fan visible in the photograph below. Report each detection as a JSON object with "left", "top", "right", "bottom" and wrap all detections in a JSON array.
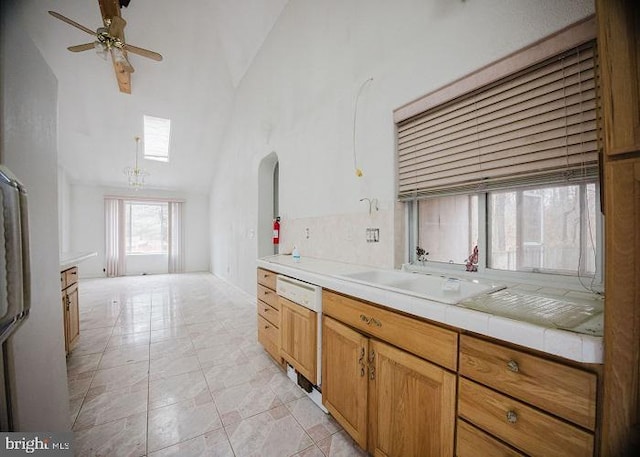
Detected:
[{"left": 49, "top": 0, "right": 162, "bottom": 94}]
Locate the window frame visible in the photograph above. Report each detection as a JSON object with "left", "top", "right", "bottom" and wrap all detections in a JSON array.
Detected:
[
  {"left": 143, "top": 115, "right": 171, "bottom": 163},
  {"left": 124, "top": 200, "right": 169, "bottom": 256},
  {"left": 406, "top": 180, "right": 604, "bottom": 292}
]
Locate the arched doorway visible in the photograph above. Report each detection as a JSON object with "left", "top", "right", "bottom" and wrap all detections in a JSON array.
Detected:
[{"left": 257, "top": 152, "right": 279, "bottom": 257}]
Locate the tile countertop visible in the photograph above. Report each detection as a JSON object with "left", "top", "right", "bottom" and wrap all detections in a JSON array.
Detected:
[
  {"left": 60, "top": 251, "right": 98, "bottom": 270},
  {"left": 256, "top": 254, "right": 604, "bottom": 364}
]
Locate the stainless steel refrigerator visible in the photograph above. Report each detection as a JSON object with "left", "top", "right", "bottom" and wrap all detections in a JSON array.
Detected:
[{"left": 0, "top": 165, "right": 31, "bottom": 431}]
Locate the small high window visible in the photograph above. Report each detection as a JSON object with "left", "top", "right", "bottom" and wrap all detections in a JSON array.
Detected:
[{"left": 143, "top": 115, "right": 171, "bottom": 162}]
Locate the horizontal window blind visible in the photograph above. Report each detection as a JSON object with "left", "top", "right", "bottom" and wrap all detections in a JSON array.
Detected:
[{"left": 397, "top": 40, "right": 599, "bottom": 200}]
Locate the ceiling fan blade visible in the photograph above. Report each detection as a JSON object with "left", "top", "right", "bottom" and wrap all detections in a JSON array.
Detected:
[
  {"left": 109, "top": 48, "right": 132, "bottom": 94},
  {"left": 48, "top": 11, "right": 96, "bottom": 36},
  {"left": 67, "top": 43, "right": 97, "bottom": 53},
  {"left": 108, "top": 15, "right": 127, "bottom": 40},
  {"left": 98, "top": 0, "right": 121, "bottom": 25},
  {"left": 122, "top": 43, "right": 163, "bottom": 62}
]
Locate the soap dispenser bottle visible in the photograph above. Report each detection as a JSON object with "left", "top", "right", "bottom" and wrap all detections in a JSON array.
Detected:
[{"left": 292, "top": 246, "right": 300, "bottom": 263}]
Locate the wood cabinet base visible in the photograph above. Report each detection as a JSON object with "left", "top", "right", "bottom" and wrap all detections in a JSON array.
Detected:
[{"left": 61, "top": 267, "right": 80, "bottom": 355}]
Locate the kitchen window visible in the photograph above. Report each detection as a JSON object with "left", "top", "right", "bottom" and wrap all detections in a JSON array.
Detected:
[
  {"left": 413, "top": 194, "right": 478, "bottom": 264},
  {"left": 410, "top": 181, "right": 601, "bottom": 279},
  {"left": 396, "top": 21, "right": 600, "bottom": 286},
  {"left": 488, "top": 183, "right": 598, "bottom": 275},
  {"left": 125, "top": 201, "right": 168, "bottom": 255}
]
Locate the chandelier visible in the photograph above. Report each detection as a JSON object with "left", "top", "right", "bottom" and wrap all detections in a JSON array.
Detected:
[{"left": 123, "top": 136, "right": 148, "bottom": 189}]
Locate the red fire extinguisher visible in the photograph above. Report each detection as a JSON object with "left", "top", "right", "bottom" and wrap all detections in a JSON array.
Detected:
[{"left": 273, "top": 217, "right": 280, "bottom": 245}]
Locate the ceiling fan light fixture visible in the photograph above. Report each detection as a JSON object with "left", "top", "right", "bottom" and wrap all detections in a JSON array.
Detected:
[
  {"left": 49, "top": 4, "right": 163, "bottom": 94},
  {"left": 124, "top": 136, "right": 148, "bottom": 190},
  {"left": 112, "top": 47, "right": 126, "bottom": 64},
  {"left": 94, "top": 40, "right": 108, "bottom": 59}
]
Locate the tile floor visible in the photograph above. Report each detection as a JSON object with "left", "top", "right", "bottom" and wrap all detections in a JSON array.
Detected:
[{"left": 68, "top": 273, "right": 367, "bottom": 457}]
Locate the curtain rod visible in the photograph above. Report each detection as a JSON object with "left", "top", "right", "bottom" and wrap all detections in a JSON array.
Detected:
[{"left": 104, "top": 195, "right": 186, "bottom": 203}]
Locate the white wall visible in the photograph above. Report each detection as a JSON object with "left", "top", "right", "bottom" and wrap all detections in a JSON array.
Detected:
[
  {"left": 69, "top": 184, "right": 210, "bottom": 277},
  {"left": 0, "top": 0, "right": 70, "bottom": 431},
  {"left": 209, "top": 0, "right": 595, "bottom": 295},
  {"left": 57, "top": 166, "right": 72, "bottom": 254}
]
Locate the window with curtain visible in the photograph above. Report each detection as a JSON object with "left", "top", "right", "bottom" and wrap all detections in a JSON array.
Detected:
[
  {"left": 105, "top": 198, "right": 125, "bottom": 277},
  {"left": 396, "top": 20, "right": 601, "bottom": 284},
  {"left": 168, "top": 201, "right": 184, "bottom": 274},
  {"left": 125, "top": 201, "right": 168, "bottom": 255},
  {"left": 105, "top": 197, "right": 184, "bottom": 276}
]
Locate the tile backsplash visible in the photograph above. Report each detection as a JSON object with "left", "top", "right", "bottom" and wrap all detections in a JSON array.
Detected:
[{"left": 279, "top": 209, "right": 397, "bottom": 269}]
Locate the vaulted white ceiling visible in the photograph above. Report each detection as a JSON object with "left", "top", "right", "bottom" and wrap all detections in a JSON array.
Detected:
[{"left": 20, "top": 0, "right": 288, "bottom": 193}]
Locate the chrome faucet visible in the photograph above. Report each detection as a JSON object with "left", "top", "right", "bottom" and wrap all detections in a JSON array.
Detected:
[{"left": 359, "top": 197, "right": 379, "bottom": 215}]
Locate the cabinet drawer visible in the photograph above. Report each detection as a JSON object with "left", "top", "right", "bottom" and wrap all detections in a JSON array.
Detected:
[
  {"left": 323, "top": 290, "right": 458, "bottom": 371},
  {"left": 257, "top": 284, "right": 279, "bottom": 310},
  {"left": 64, "top": 267, "right": 78, "bottom": 287},
  {"left": 459, "top": 335, "right": 596, "bottom": 430},
  {"left": 258, "top": 300, "right": 280, "bottom": 327},
  {"left": 457, "top": 419, "right": 524, "bottom": 457},
  {"left": 458, "top": 378, "right": 594, "bottom": 457},
  {"left": 60, "top": 271, "right": 67, "bottom": 290},
  {"left": 258, "top": 315, "right": 280, "bottom": 361},
  {"left": 257, "top": 268, "right": 277, "bottom": 290}
]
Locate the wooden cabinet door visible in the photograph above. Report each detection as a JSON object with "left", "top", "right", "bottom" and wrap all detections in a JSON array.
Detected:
[
  {"left": 597, "top": 0, "right": 640, "bottom": 156},
  {"left": 603, "top": 158, "right": 640, "bottom": 454},
  {"left": 369, "top": 339, "right": 456, "bottom": 457},
  {"left": 322, "top": 316, "right": 369, "bottom": 449},
  {"left": 61, "top": 292, "right": 69, "bottom": 354},
  {"left": 280, "top": 297, "right": 317, "bottom": 383},
  {"left": 66, "top": 283, "right": 80, "bottom": 351}
]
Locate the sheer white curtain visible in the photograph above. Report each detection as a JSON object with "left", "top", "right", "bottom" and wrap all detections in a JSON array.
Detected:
[
  {"left": 168, "top": 201, "right": 184, "bottom": 273},
  {"left": 104, "top": 198, "right": 125, "bottom": 277}
]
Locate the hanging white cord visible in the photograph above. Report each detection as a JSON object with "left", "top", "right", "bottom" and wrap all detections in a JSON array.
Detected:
[
  {"left": 572, "top": 45, "right": 601, "bottom": 295},
  {"left": 353, "top": 77, "right": 373, "bottom": 177}
]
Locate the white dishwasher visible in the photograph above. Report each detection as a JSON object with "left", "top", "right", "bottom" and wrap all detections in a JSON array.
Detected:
[{"left": 276, "top": 275, "right": 326, "bottom": 411}]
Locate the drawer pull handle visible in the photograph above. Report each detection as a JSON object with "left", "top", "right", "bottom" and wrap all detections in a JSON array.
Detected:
[
  {"left": 264, "top": 325, "right": 269, "bottom": 329},
  {"left": 359, "top": 314, "right": 382, "bottom": 327},
  {"left": 507, "top": 360, "right": 519, "bottom": 373},
  {"left": 358, "top": 347, "right": 366, "bottom": 377},
  {"left": 264, "top": 307, "right": 269, "bottom": 312},
  {"left": 369, "top": 349, "right": 376, "bottom": 380},
  {"left": 506, "top": 410, "right": 518, "bottom": 424}
]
